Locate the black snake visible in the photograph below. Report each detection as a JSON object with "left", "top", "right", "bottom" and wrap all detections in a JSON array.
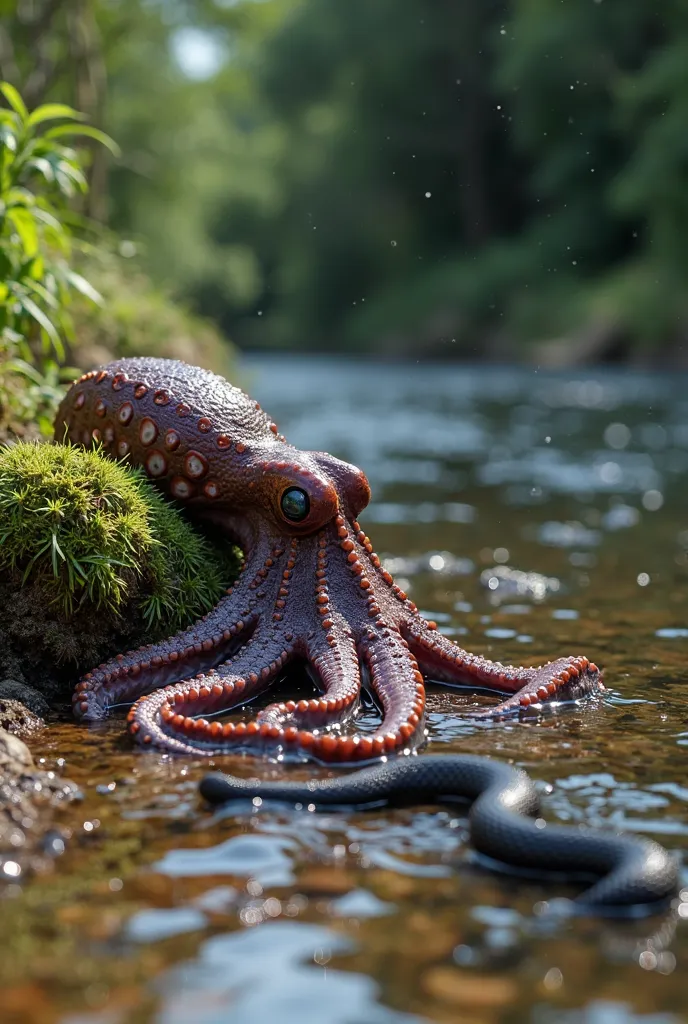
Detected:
[{"left": 200, "top": 755, "right": 678, "bottom": 913}]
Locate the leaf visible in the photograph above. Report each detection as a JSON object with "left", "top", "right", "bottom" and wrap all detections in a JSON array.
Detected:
[
  {"left": 5, "top": 187, "right": 34, "bottom": 206},
  {"left": 0, "top": 124, "right": 17, "bottom": 152},
  {"left": 55, "top": 159, "right": 88, "bottom": 191},
  {"left": 51, "top": 532, "right": 66, "bottom": 575},
  {"left": 65, "top": 270, "right": 103, "bottom": 304},
  {"left": 44, "top": 124, "right": 121, "bottom": 157},
  {"left": 31, "top": 205, "right": 64, "bottom": 232},
  {"left": 5, "top": 357, "right": 44, "bottom": 384},
  {"left": 25, "top": 156, "right": 55, "bottom": 183},
  {"left": 0, "top": 82, "right": 29, "bottom": 123},
  {"left": 18, "top": 293, "right": 61, "bottom": 346},
  {"left": 29, "top": 254, "right": 44, "bottom": 280},
  {"left": 0, "top": 249, "right": 12, "bottom": 280},
  {"left": 24, "top": 278, "right": 59, "bottom": 309},
  {"left": 6, "top": 206, "right": 38, "bottom": 257},
  {"left": 27, "top": 104, "right": 87, "bottom": 128}
]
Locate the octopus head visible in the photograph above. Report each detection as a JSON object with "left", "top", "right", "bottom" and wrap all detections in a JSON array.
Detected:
[{"left": 246, "top": 447, "right": 371, "bottom": 535}]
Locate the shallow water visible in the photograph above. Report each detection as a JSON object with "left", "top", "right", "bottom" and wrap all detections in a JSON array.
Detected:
[{"left": 2, "top": 357, "right": 687, "bottom": 1024}]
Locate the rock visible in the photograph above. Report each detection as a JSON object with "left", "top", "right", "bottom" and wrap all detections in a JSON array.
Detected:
[
  {"left": 0, "top": 697, "right": 44, "bottom": 738},
  {"left": 422, "top": 966, "right": 518, "bottom": 1008},
  {"left": 0, "top": 727, "right": 79, "bottom": 879},
  {"left": 0, "top": 728, "right": 34, "bottom": 770},
  {"left": 0, "top": 679, "right": 50, "bottom": 718}
]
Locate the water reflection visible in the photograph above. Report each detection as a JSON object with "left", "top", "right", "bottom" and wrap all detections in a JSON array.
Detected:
[
  {"left": 154, "top": 833, "right": 298, "bottom": 886},
  {"left": 156, "top": 922, "right": 420, "bottom": 1024}
]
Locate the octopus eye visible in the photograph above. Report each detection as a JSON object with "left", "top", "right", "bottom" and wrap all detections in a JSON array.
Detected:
[{"left": 280, "top": 487, "right": 310, "bottom": 523}]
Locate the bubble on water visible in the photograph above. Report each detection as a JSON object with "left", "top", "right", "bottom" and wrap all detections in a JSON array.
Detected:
[
  {"left": 598, "top": 461, "right": 623, "bottom": 485},
  {"left": 424, "top": 191, "right": 431, "bottom": 198},
  {"left": 603, "top": 422, "right": 630, "bottom": 449},
  {"left": 602, "top": 504, "right": 640, "bottom": 530},
  {"left": 543, "top": 967, "right": 563, "bottom": 990},
  {"left": 390, "top": 240, "right": 397, "bottom": 247},
  {"left": 263, "top": 897, "right": 282, "bottom": 918},
  {"left": 639, "top": 950, "right": 657, "bottom": 971},
  {"left": 642, "top": 489, "right": 663, "bottom": 511}
]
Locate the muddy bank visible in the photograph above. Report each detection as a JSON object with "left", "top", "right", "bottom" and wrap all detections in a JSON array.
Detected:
[{"left": 0, "top": 574, "right": 166, "bottom": 707}]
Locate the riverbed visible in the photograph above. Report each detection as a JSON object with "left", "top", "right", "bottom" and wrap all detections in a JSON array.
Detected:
[{"left": 2, "top": 357, "right": 686, "bottom": 1023}]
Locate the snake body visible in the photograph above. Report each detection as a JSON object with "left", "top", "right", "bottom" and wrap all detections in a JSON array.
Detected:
[{"left": 200, "top": 756, "right": 678, "bottom": 913}]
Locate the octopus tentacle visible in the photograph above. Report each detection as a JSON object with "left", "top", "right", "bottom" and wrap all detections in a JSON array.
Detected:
[
  {"left": 129, "top": 635, "right": 367, "bottom": 764},
  {"left": 128, "top": 631, "right": 295, "bottom": 750},
  {"left": 73, "top": 608, "right": 258, "bottom": 721},
  {"left": 258, "top": 629, "right": 362, "bottom": 733},
  {"left": 72, "top": 536, "right": 288, "bottom": 720},
  {"left": 404, "top": 621, "right": 601, "bottom": 715},
  {"left": 359, "top": 623, "right": 427, "bottom": 757}
]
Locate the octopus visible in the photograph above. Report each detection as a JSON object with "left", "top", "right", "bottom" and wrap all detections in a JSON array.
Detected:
[{"left": 56, "top": 358, "right": 602, "bottom": 762}]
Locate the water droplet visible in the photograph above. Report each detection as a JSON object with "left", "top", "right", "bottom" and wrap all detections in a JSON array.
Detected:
[{"left": 642, "top": 490, "right": 663, "bottom": 511}]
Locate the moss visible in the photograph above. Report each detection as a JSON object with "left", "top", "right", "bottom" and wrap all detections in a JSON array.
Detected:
[{"left": 0, "top": 442, "right": 241, "bottom": 676}]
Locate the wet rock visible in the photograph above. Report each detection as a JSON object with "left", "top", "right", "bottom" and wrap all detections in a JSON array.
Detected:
[
  {"left": 422, "top": 966, "right": 518, "bottom": 1008},
  {"left": 0, "top": 697, "right": 43, "bottom": 737},
  {"left": 0, "top": 680, "right": 50, "bottom": 719},
  {"left": 0, "top": 727, "right": 79, "bottom": 880},
  {"left": 0, "top": 728, "right": 34, "bottom": 771}
]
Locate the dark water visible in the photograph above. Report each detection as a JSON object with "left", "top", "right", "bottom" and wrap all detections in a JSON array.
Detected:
[{"left": 2, "top": 358, "right": 687, "bottom": 1024}]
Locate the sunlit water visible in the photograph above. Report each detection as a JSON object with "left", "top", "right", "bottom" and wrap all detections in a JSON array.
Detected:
[{"left": 2, "top": 357, "right": 687, "bottom": 1024}]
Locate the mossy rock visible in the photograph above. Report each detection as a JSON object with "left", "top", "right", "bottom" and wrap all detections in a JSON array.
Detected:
[{"left": 0, "top": 441, "right": 241, "bottom": 701}]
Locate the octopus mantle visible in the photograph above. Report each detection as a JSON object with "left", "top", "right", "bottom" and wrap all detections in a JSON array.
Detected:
[{"left": 56, "top": 358, "right": 601, "bottom": 762}]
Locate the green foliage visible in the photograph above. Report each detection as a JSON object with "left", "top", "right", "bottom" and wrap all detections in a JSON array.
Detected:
[
  {"left": 0, "top": 440, "right": 240, "bottom": 636},
  {"left": 5, "top": 0, "right": 688, "bottom": 360},
  {"left": 0, "top": 82, "right": 117, "bottom": 432},
  {"left": 69, "top": 240, "right": 238, "bottom": 379}
]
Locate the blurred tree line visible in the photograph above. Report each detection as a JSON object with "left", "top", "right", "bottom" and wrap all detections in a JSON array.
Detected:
[{"left": 2, "top": 0, "right": 688, "bottom": 363}]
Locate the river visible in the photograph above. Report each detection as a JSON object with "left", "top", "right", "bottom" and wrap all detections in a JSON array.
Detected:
[{"left": 2, "top": 356, "right": 686, "bottom": 1023}]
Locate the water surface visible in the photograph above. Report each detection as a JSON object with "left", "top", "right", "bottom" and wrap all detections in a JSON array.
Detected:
[{"left": 2, "top": 358, "right": 687, "bottom": 1024}]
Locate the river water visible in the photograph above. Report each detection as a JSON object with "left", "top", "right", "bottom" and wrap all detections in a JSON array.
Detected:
[{"left": 2, "top": 357, "right": 687, "bottom": 1023}]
